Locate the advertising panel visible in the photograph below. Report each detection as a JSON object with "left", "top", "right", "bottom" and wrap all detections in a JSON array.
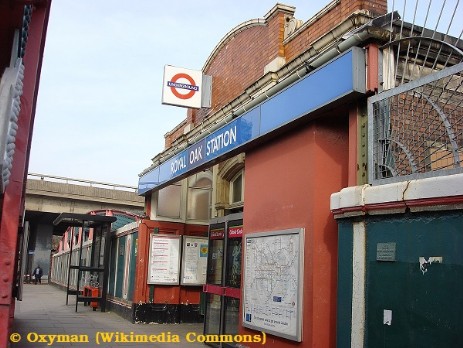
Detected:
[{"left": 180, "top": 236, "right": 208, "bottom": 285}]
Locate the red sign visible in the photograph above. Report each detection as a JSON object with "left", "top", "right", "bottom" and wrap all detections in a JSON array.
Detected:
[
  {"left": 210, "top": 229, "right": 224, "bottom": 240},
  {"left": 228, "top": 226, "right": 243, "bottom": 238}
]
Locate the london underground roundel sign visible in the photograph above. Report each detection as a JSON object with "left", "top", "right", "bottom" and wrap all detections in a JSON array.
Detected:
[
  {"left": 169, "top": 73, "right": 198, "bottom": 100},
  {"left": 162, "top": 66, "right": 203, "bottom": 109}
]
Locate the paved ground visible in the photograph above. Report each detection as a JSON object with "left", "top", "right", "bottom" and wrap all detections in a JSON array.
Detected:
[{"left": 11, "top": 284, "right": 205, "bottom": 348}]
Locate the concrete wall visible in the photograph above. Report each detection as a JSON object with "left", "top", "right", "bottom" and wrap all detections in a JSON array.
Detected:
[{"left": 28, "top": 223, "right": 53, "bottom": 282}]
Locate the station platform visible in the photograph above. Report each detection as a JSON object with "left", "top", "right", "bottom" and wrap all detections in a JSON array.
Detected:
[{"left": 11, "top": 284, "right": 205, "bottom": 347}]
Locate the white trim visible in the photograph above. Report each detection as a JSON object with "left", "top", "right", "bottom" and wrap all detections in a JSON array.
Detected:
[
  {"left": 331, "top": 173, "right": 463, "bottom": 211},
  {"left": 351, "top": 222, "right": 366, "bottom": 348},
  {"left": 115, "top": 221, "right": 139, "bottom": 235}
]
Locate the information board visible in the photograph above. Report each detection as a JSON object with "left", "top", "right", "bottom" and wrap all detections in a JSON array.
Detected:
[
  {"left": 242, "top": 228, "right": 304, "bottom": 342},
  {"left": 147, "top": 234, "right": 181, "bottom": 285},
  {"left": 180, "top": 236, "right": 208, "bottom": 285}
]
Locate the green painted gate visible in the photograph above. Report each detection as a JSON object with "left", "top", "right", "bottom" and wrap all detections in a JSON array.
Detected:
[{"left": 366, "top": 212, "right": 463, "bottom": 347}]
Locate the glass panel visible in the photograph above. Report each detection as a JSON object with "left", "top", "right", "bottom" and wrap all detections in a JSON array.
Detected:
[
  {"left": 223, "top": 297, "right": 240, "bottom": 335},
  {"left": 73, "top": 227, "right": 79, "bottom": 246},
  {"left": 188, "top": 173, "right": 212, "bottom": 188},
  {"left": 226, "top": 238, "right": 242, "bottom": 288},
  {"left": 204, "top": 293, "right": 222, "bottom": 336},
  {"left": 207, "top": 239, "right": 224, "bottom": 285},
  {"left": 157, "top": 184, "right": 181, "bottom": 218},
  {"left": 232, "top": 174, "right": 242, "bottom": 203},
  {"left": 187, "top": 188, "right": 211, "bottom": 220},
  {"left": 187, "top": 174, "right": 212, "bottom": 220},
  {"left": 83, "top": 228, "right": 89, "bottom": 243},
  {"left": 92, "top": 229, "right": 101, "bottom": 268}
]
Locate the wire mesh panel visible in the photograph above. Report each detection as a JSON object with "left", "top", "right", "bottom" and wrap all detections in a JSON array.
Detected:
[
  {"left": 368, "top": 0, "right": 463, "bottom": 184},
  {"left": 369, "top": 63, "right": 463, "bottom": 183}
]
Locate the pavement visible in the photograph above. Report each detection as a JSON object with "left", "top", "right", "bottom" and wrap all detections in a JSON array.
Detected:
[{"left": 11, "top": 284, "right": 205, "bottom": 348}]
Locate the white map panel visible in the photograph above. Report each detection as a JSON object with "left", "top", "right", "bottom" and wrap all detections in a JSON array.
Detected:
[{"left": 243, "top": 228, "right": 304, "bottom": 342}]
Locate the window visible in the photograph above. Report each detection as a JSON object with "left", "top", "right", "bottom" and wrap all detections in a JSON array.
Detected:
[
  {"left": 230, "top": 171, "right": 244, "bottom": 204},
  {"left": 187, "top": 171, "right": 212, "bottom": 220},
  {"left": 157, "top": 184, "right": 182, "bottom": 218}
]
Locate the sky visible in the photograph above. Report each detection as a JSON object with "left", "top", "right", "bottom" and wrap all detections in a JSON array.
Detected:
[
  {"left": 29, "top": 0, "right": 323, "bottom": 187},
  {"left": 29, "top": 0, "right": 461, "bottom": 187}
]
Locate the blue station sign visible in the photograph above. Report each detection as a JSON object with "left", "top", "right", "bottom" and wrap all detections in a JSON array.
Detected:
[{"left": 139, "top": 48, "right": 366, "bottom": 195}]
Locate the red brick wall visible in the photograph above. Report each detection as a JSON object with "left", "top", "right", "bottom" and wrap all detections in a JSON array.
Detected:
[
  {"left": 284, "top": 0, "right": 387, "bottom": 69},
  {"left": 165, "top": 0, "right": 387, "bottom": 146},
  {"left": 164, "top": 121, "right": 186, "bottom": 148},
  {"left": 196, "top": 10, "right": 287, "bottom": 125}
]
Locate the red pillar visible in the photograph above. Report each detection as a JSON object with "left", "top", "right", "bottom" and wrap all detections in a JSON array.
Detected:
[
  {"left": 133, "top": 219, "right": 155, "bottom": 303},
  {"left": 0, "top": 2, "right": 51, "bottom": 346},
  {"left": 241, "top": 116, "right": 349, "bottom": 347}
]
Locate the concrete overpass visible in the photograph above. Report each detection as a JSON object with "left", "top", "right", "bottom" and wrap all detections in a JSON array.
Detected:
[
  {"left": 23, "top": 173, "right": 145, "bottom": 282},
  {"left": 26, "top": 173, "right": 144, "bottom": 217}
]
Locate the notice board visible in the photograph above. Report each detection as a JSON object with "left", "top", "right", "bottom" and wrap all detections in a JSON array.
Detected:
[
  {"left": 180, "top": 236, "right": 208, "bottom": 285},
  {"left": 242, "top": 228, "right": 304, "bottom": 342},
  {"left": 147, "top": 234, "right": 181, "bottom": 285}
]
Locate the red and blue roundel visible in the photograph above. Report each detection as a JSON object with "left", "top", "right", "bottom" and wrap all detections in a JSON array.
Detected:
[{"left": 162, "top": 65, "right": 203, "bottom": 108}]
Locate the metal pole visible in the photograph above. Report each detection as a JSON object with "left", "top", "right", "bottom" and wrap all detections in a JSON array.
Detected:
[
  {"left": 65, "top": 227, "right": 74, "bottom": 305},
  {"left": 75, "top": 221, "right": 86, "bottom": 312}
]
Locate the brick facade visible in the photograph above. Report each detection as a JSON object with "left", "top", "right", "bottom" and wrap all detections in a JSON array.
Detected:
[
  {"left": 163, "top": 0, "right": 387, "bottom": 149},
  {"left": 285, "top": 0, "right": 386, "bottom": 62}
]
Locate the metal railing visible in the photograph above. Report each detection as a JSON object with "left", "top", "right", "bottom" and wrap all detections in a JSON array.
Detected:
[
  {"left": 368, "top": 0, "right": 463, "bottom": 184},
  {"left": 369, "top": 62, "right": 463, "bottom": 184},
  {"left": 27, "top": 173, "right": 138, "bottom": 192}
]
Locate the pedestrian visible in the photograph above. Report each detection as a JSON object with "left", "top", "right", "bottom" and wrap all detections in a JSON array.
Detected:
[{"left": 33, "top": 265, "right": 43, "bottom": 285}]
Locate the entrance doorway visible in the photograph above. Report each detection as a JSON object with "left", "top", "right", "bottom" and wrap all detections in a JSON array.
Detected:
[{"left": 203, "top": 213, "right": 243, "bottom": 347}]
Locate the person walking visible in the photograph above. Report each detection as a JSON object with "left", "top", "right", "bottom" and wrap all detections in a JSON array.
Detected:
[{"left": 33, "top": 265, "right": 43, "bottom": 284}]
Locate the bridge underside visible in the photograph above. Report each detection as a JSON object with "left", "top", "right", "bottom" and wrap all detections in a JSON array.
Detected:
[
  {"left": 25, "top": 211, "right": 67, "bottom": 236},
  {"left": 22, "top": 178, "right": 145, "bottom": 284}
]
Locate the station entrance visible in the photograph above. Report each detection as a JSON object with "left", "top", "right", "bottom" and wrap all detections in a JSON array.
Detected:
[{"left": 203, "top": 213, "right": 243, "bottom": 346}]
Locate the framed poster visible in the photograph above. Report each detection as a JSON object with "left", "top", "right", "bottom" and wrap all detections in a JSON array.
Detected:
[
  {"left": 180, "top": 236, "right": 208, "bottom": 285},
  {"left": 147, "top": 234, "right": 181, "bottom": 285},
  {"left": 242, "top": 228, "right": 304, "bottom": 342}
]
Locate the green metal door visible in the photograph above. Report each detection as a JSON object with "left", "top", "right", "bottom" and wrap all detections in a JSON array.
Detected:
[{"left": 366, "top": 212, "right": 463, "bottom": 347}]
